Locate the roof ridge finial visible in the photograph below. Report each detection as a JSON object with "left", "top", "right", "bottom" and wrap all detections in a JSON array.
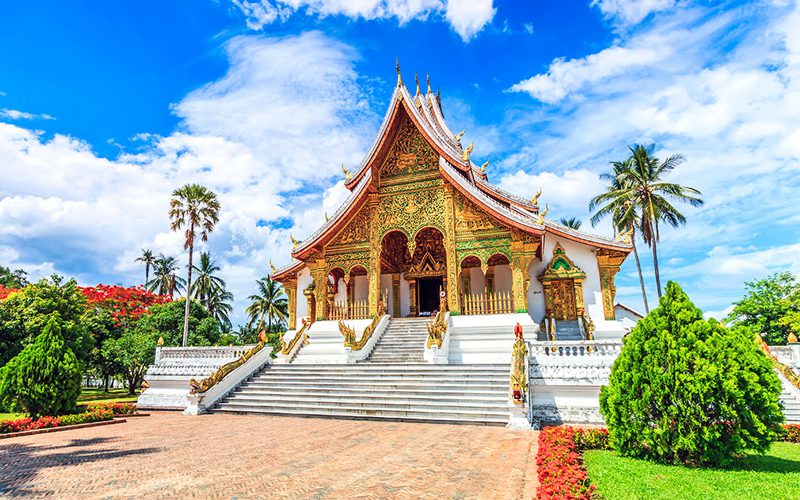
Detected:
[
  {"left": 396, "top": 57, "right": 402, "bottom": 86},
  {"left": 426, "top": 73, "right": 432, "bottom": 93},
  {"left": 415, "top": 72, "right": 420, "bottom": 95},
  {"left": 481, "top": 160, "right": 489, "bottom": 172}
]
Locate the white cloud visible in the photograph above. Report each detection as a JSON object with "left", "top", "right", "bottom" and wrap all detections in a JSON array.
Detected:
[
  {"left": 592, "top": 0, "right": 676, "bottom": 26},
  {"left": 0, "top": 109, "right": 55, "bottom": 121},
  {"left": 229, "top": 0, "right": 496, "bottom": 41},
  {"left": 497, "top": 169, "right": 603, "bottom": 222},
  {"left": 0, "top": 31, "right": 375, "bottom": 326}
]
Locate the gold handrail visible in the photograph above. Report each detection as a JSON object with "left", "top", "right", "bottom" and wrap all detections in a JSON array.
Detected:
[
  {"left": 510, "top": 324, "right": 528, "bottom": 405},
  {"left": 280, "top": 321, "right": 310, "bottom": 356},
  {"left": 426, "top": 309, "right": 447, "bottom": 349},
  {"left": 339, "top": 312, "right": 384, "bottom": 351},
  {"left": 758, "top": 335, "right": 800, "bottom": 391},
  {"left": 189, "top": 342, "right": 266, "bottom": 394},
  {"left": 581, "top": 313, "right": 595, "bottom": 341}
]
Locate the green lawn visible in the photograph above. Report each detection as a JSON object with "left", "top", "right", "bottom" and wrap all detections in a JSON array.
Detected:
[
  {"left": 0, "top": 412, "right": 24, "bottom": 421},
  {"left": 584, "top": 442, "right": 800, "bottom": 500},
  {"left": 77, "top": 387, "right": 138, "bottom": 404}
]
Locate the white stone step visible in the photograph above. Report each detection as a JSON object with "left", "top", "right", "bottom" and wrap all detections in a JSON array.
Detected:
[{"left": 221, "top": 395, "right": 506, "bottom": 410}]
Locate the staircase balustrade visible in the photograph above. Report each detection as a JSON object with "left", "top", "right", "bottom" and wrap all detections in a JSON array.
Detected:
[
  {"left": 189, "top": 342, "right": 269, "bottom": 394},
  {"left": 280, "top": 321, "right": 310, "bottom": 359},
  {"left": 426, "top": 309, "right": 448, "bottom": 349},
  {"left": 460, "top": 290, "right": 514, "bottom": 315}
]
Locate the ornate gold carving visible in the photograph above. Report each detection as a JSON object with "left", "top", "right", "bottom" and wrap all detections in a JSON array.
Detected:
[
  {"left": 531, "top": 188, "right": 542, "bottom": 206},
  {"left": 461, "top": 142, "right": 474, "bottom": 161},
  {"left": 330, "top": 210, "right": 370, "bottom": 246},
  {"left": 426, "top": 308, "right": 447, "bottom": 349},
  {"left": 377, "top": 188, "right": 445, "bottom": 239},
  {"left": 454, "top": 130, "right": 465, "bottom": 142},
  {"left": 380, "top": 116, "right": 438, "bottom": 179},
  {"left": 280, "top": 321, "right": 309, "bottom": 355},
  {"left": 510, "top": 324, "right": 528, "bottom": 404},
  {"left": 290, "top": 233, "right": 299, "bottom": 249},
  {"left": 597, "top": 249, "right": 626, "bottom": 320},
  {"left": 342, "top": 164, "right": 352, "bottom": 181},
  {"left": 189, "top": 342, "right": 267, "bottom": 394},
  {"left": 454, "top": 193, "right": 502, "bottom": 232},
  {"left": 480, "top": 161, "right": 489, "bottom": 172},
  {"left": 535, "top": 204, "right": 549, "bottom": 225},
  {"left": 539, "top": 243, "right": 586, "bottom": 321},
  {"left": 339, "top": 293, "right": 386, "bottom": 350}
]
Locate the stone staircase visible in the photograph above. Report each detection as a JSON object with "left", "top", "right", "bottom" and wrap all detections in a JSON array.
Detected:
[
  {"left": 213, "top": 364, "right": 511, "bottom": 425},
  {"left": 361, "top": 317, "right": 429, "bottom": 364},
  {"left": 555, "top": 319, "right": 583, "bottom": 341},
  {"left": 780, "top": 388, "right": 800, "bottom": 424}
]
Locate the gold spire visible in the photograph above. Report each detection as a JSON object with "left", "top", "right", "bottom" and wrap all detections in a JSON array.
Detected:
[
  {"left": 290, "top": 233, "right": 299, "bottom": 249},
  {"left": 461, "top": 142, "right": 474, "bottom": 161},
  {"left": 269, "top": 259, "right": 277, "bottom": 274},
  {"left": 454, "top": 130, "right": 465, "bottom": 142},
  {"left": 415, "top": 72, "right": 420, "bottom": 95},
  {"left": 426, "top": 73, "right": 432, "bottom": 93},
  {"left": 531, "top": 188, "right": 542, "bottom": 205},
  {"left": 325, "top": 212, "right": 330, "bottom": 222},
  {"left": 342, "top": 164, "right": 352, "bottom": 181},
  {"left": 396, "top": 57, "right": 402, "bottom": 86},
  {"left": 480, "top": 161, "right": 489, "bottom": 172},
  {"left": 535, "top": 203, "right": 549, "bottom": 225}
]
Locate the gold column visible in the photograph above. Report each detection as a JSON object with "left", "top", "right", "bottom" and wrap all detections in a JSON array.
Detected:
[
  {"left": 597, "top": 250, "right": 626, "bottom": 320},
  {"left": 541, "top": 280, "right": 554, "bottom": 318},
  {"left": 285, "top": 278, "right": 297, "bottom": 330},
  {"left": 367, "top": 195, "right": 382, "bottom": 314},
  {"left": 573, "top": 278, "right": 585, "bottom": 317},
  {"left": 303, "top": 284, "right": 316, "bottom": 324},
  {"left": 443, "top": 186, "right": 460, "bottom": 314},
  {"left": 391, "top": 273, "right": 401, "bottom": 317},
  {"left": 309, "top": 260, "right": 327, "bottom": 321},
  {"left": 408, "top": 278, "right": 417, "bottom": 316},
  {"left": 510, "top": 233, "right": 540, "bottom": 314}
]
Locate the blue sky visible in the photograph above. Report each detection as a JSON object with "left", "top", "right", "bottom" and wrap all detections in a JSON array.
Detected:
[{"left": 1, "top": 0, "right": 798, "bottom": 325}]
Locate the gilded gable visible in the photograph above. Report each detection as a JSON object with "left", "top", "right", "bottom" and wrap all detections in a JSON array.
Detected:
[{"left": 379, "top": 115, "right": 439, "bottom": 180}]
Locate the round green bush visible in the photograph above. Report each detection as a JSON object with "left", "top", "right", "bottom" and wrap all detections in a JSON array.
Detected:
[
  {"left": 0, "top": 316, "right": 82, "bottom": 418},
  {"left": 599, "top": 282, "right": 784, "bottom": 466}
]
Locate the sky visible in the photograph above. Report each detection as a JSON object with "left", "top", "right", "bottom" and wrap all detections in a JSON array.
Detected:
[{"left": 0, "top": 0, "right": 798, "bottom": 326}]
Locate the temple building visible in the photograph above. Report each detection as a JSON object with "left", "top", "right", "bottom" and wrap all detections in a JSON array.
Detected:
[{"left": 272, "top": 71, "right": 633, "bottom": 341}]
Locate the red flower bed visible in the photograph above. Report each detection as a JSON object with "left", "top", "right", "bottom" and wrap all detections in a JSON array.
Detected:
[
  {"left": 0, "top": 284, "right": 19, "bottom": 300},
  {"left": 783, "top": 424, "right": 800, "bottom": 443},
  {"left": 0, "top": 416, "right": 62, "bottom": 434},
  {"left": 85, "top": 402, "right": 137, "bottom": 415},
  {"left": 80, "top": 284, "right": 171, "bottom": 327},
  {"left": 537, "top": 426, "right": 594, "bottom": 499}
]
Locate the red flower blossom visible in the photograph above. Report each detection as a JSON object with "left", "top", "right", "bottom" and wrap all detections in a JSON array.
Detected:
[
  {"left": 536, "top": 426, "right": 595, "bottom": 500},
  {"left": 0, "top": 284, "right": 19, "bottom": 300},
  {"left": 80, "top": 284, "right": 171, "bottom": 327}
]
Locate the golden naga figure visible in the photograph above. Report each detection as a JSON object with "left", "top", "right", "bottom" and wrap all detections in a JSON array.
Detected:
[
  {"left": 269, "top": 259, "right": 277, "bottom": 274},
  {"left": 535, "top": 203, "right": 549, "bottom": 225},
  {"left": 290, "top": 233, "right": 299, "bottom": 249},
  {"left": 480, "top": 161, "right": 489, "bottom": 172},
  {"left": 616, "top": 227, "right": 633, "bottom": 244},
  {"left": 454, "top": 130, "right": 465, "bottom": 142},
  {"left": 531, "top": 187, "right": 542, "bottom": 205},
  {"left": 461, "top": 142, "right": 474, "bottom": 161},
  {"left": 342, "top": 164, "right": 352, "bottom": 181}
]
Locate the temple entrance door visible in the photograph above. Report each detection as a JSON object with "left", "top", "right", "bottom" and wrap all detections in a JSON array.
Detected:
[
  {"left": 418, "top": 277, "right": 443, "bottom": 316},
  {"left": 552, "top": 279, "right": 577, "bottom": 320}
]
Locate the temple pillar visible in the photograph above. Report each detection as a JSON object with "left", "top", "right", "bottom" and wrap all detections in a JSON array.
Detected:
[
  {"left": 573, "top": 278, "right": 585, "bottom": 317},
  {"left": 510, "top": 232, "right": 539, "bottom": 314},
  {"left": 285, "top": 278, "right": 297, "bottom": 330},
  {"left": 367, "top": 196, "right": 381, "bottom": 315},
  {"left": 303, "top": 284, "right": 316, "bottom": 324},
  {"left": 308, "top": 260, "right": 327, "bottom": 321},
  {"left": 391, "top": 273, "right": 401, "bottom": 317},
  {"left": 408, "top": 278, "right": 417, "bottom": 316},
  {"left": 597, "top": 250, "right": 626, "bottom": 320},
  {"left": 443, "top": 186, "right": 460, "bottom": 314}
]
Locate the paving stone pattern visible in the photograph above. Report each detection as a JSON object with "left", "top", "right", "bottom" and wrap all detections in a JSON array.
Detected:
[{"left": 0, "top": 412, "right": 537, "bottom": 499}]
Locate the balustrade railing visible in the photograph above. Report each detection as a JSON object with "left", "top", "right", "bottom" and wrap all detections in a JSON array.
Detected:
[
  {"left": 530, "top": 340, "right": 622, "bottom": 358},
  {"left": 328, "top": 300, "right": 369, "bottom": 320},
  {"left": 461, "top": 290, "right": 514, "bottom": 315}
]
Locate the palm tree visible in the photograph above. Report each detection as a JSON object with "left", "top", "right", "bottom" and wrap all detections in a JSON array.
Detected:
[
  {"left": 134, "top": 249, "right": 156, "bottom": 285},
  {"left": 246, "top": 276, "right": 288, "bottom": 335},
  {"left": 624, "top": 144, "right": 703, "bottom": 298},
  {"left": 169, "top": 184, "right": 221, "bottom": 347},
  {"left": 559, "top": 217, "right": 582, "bottom": 230},
  {"left": 146, "top": 255, "right": 186, "bottom": 296},
  {"left": 190, "top": 251, "right": 233, "bottom": 329},
  {"left": 590, "top": 158, "right": 650, "bottom": 313}
]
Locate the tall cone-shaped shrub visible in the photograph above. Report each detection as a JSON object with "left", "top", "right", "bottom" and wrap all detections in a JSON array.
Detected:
[
  {"left": 599, "top": 282, "right": 784, "bottom": 466},
  {"left": 0, "top": 316, "right": 82, "bottom": 418}
]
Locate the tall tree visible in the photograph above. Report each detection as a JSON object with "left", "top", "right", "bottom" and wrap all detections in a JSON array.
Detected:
[
  {"left": 559, "top": 217, "right": 582, "bottom": 230},
  {"left": 190, "top": 251, "right": 233, "bottom": 330},
  {"left": 134, "top": 249, "right": 156, "bottom": 285},
  {"left": 168, "top": 184, "right": 221, "bottom": 347},
  {"left": 590, "top": 158, "right": 650, "bottom": 313},
  {"left": 146, "top": 255, "right": 185, "bottom": 296},
  {"left": 625, "top": 144, "right": 703, "bottom": 298},
  {"left": 246, "top": 276, "right": 288, "bottom": 335}
]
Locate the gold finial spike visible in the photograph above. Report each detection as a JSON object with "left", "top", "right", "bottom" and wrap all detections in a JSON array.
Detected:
[
  {"left": 415, "top": 72, "right": 420, "bottom": 95},
  {"left": 426, "top": 73, "right": 432, "bottom": 93},
  {"left": 342, "top": 164, "right": 352, "bottom": 181},
  {"left": 535, "top": 203, "right": 550, "bottom": 225},
  {"left": 531, "top": 187, "right": 542, "bottom": 205},
  {"left": 325, "top": 212, "right": 330, "bottom": 222},
  {"left": 269, "top": 259, "right": 277, "bottom": 274},
  {"left": 461, "top": 142, "right": 474, "bottom": 161},
  {"left": 454, "top": 130, "right": 465, "bottom": 142},
  {"left": 290, "top": 233, "right": 299, "bottom": 249},
  {"left": 396, "top": 57, "right": 402, "bottom": 86},
  {"left": 480, "top": 160, "right": 489, "bottom": 172},
  {"left": 157, "top": 336, "right": 164, "bottom": 346}
]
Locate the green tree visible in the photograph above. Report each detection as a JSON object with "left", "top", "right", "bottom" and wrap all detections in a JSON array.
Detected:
[
  {"left": 246, "top": 276, "right": 288, "bottom": 334},
  {"left": 102, "top": 327, "right": 157, "bottom": 395},
  {"left": 146, "top": 254, "right": 185, "bottom": 296},
  {"left": 169, "top": 184, "right": 221, "bottom": 347},
  {"left": 0, "top": 276, "right": 91, "bottom": 367},
  {"left": 624, "top": 144, "right": 703, "bottom": 298},
  {"left": 82, "top": 307, "right": 122, "bottom": 392},
  {"left": 190, "top": 251, "right": 233, "bottom": 329},
  {"left": 727, "top": 272, "right": 800, "bottom": 345},
  {"left": 134, "top": 249, "right": 156, "bottom": 285},
  {"left": 600, "top": 282, "right": 784, "bottom": 466},
  {"left": 0, "top": 265, "right": 28, "bottom": 288},
  {"left": 136, "top": 299, "right": 221, "bottom": 347},
  {"left": 590, "top": 158, "right": 650, "bottom": 313},
  {"left": 558, "top": 217, "right": 582, "bottom": 230},
  {"left": 0, "top": 318, "right": 82, "bottom": 418}
]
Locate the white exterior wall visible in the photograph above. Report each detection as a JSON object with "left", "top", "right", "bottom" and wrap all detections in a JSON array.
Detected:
[
  {"left": 493, "top": 264, "right": 512, "bottom": 292},
  {"left": 400, "top": 273, "right": 411, "bottom": 317},
  {"left": 296, "top": 266, "right": 312, "bottom": 321},
  {"left": 333, "top": 277, "right": 347, "bottom": 304},
  {"left": 380, "top": 274, "right": 393, "bottom": 314},
  {"left": 469, "top": 267, "right": 485, "bottom": 293},
  {"left": 527, "top": 259, "right": 545, "bottom": 322},
  {"left": 353, "top": 275, "right": 369, "bottom": 301}
]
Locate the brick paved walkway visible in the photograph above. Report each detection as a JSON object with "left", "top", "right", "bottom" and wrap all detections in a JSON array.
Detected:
[{"left": 0, "top": 412, "right": 537, "bottom": 499}]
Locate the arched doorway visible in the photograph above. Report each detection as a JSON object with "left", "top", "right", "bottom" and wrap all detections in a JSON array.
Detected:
[
  {"left": 406, "top": 227, "right": 447, "bottom": 316},
  {"left": 380, "top": 231, "right": 412, "bottom": 317}
]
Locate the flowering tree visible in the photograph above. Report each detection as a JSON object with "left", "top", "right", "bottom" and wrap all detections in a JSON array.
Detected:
[
  {"left": 0, "top": 285, "right": 18, "bottom": 300},
  {"left": 80, "top": 284, "right": 171, "bottom": 328}
]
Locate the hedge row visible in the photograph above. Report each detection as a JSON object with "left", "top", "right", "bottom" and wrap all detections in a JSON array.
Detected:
[
  {"left": 84, "top": 402, "right": 137, "bottom": 415},
  {"left": 536, "top": 427, "right": 595, "bottom": 500},
  {"left": 0, "top": 409, "right": 113, "bottom": 434}
]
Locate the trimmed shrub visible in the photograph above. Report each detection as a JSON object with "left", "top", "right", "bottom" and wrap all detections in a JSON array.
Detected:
[
  {"left": 573, "top": 428, "right": 610, "bottom": 451},
  {"left": 600, "top": 282, "right": 785, "bottom": 466},
  {"left": 59, "top": 409, "right": 113, "bottom": 426},
  {"left": 85, "top": 402, "right": 136, "bottom": 415},
  {"left": 536, "top": 426, "right": 594, "bottom": 499},
  {"left": 782, "top": 424, "right": 800, "bottom": 443},
  {"left": 0, "top": 317, "right": 82, "bottom": 418},
  {"left": 0, "top": 416, "right": 62, "bottom": 434}
]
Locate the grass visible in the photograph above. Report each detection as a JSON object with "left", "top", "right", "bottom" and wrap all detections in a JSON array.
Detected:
[
  {"left": 584, "top": 442, "right": 800, "bottom": 500},
  {"left": 77, "top": 387, "right": 138, "bottom": 404},
  {"left": 0, "top": 412, "right": 24, "bottom": 421}
]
